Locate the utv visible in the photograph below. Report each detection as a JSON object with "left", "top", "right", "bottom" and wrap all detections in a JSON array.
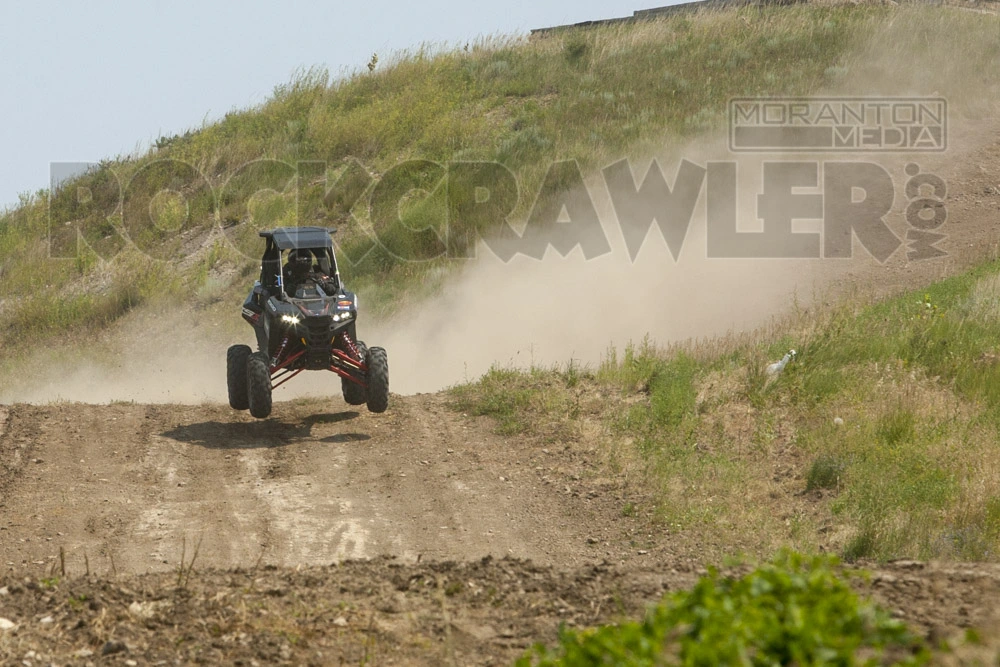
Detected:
[{"left": 227, "top": 227, "right": 388, "bottom": 419}]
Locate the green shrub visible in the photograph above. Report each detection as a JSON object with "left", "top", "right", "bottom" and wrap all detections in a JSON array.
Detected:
[
  {"left": 563, "top": 33, "right": 591, "bottom": 66},
  {"left": 597, "top": 338, "right": 662, "bottom": 393},
  {"left": 843, "top": 525, "right": 878, "bottom": 564},
  {"left": 807, "top": 454, "right": 846, "bottom": 492},
  {"left": 518, "top": 551, "right": 928, "bottom": 666}
]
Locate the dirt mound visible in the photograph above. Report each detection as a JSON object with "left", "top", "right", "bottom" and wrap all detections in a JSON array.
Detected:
[
  {"left": 0, "top": 395, "right": 694, "bottom": 664},
  {"left": 1, "top": 558, "right": 998, "bottom": 665}
]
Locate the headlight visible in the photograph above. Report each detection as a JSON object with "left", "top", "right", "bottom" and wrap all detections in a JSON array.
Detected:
[
  {"left": 332, "top": 311, "right": 354, "bottom": 323},
  {"left": 281, "top": 314, "right": 300, "bottom": 325}
]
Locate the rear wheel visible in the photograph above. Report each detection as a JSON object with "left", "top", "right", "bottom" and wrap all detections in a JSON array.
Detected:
[
  {"left": 227, "top": 345, "right": 252, "bottom": 410},
  {"left": 247, "top": 351, "right": 273, "bottom": 419},
  {"left": 365, "top": 347, "right": 389, "bottom": 413},
  {"left": 342, "top": 341, "right": 368, "bottom": 406}
]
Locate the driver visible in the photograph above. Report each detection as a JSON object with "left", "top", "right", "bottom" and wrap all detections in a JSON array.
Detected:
[{"left": 283, "top": 249, "right": 338, "bottom": 296}]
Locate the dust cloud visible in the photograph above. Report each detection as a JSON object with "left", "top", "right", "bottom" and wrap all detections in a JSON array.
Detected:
[
  {"left": 370, "top": 171, "right": 837, "bottom": 395},
  {"left": 0, "top": 318, "right": 232, "bottom": 405},
  {"left": 1, "top": 137, "right": 975, "bottom": 404},
  {"left": 367, "top": 5, "right": 1000, "bottom": 395},
  {"left": 0, "top": 159, "right": 840, "bottom": 404}
]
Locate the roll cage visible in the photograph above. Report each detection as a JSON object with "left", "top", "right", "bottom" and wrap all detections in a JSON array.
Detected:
[{"left": 258, "top": 227, "right": 340, "bottom": 300}]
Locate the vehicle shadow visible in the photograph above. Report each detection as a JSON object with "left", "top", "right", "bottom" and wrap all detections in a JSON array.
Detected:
[
  {"left": 162, "top": 411, "right": 370, "bottom": 449},
  {"left": 321, "top": 433, "right": 371, "bottom": 443}
]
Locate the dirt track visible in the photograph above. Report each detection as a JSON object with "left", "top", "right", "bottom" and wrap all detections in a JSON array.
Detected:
[
  {"left": 3, "top": 395, "right": 1000, "bottom": 664},
  {"left": 0, "top": 396, "right": 636, "bottom": 577},
  {"left": 0, "top": 396, "right": 683, "bottom": 664},
  {"left": 3, "top": 397, "right": 1000, "bottom": 664}
]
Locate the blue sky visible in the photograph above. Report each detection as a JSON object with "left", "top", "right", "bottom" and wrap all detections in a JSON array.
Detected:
[{"left": 0, "top": 0, "right": 675, "bottom": 210}]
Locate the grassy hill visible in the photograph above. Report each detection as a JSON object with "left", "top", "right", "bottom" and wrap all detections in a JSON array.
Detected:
[{"left": 3, "top": 2, "right": 997, "bottom": 357}]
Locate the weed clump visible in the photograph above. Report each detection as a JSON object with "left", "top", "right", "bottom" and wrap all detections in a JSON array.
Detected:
[
  {"left": 806, "top": 454, "right": 846, "bottom": 492},
  {"left": 518, "top": 551, "right": 929, "bottom": 666}
]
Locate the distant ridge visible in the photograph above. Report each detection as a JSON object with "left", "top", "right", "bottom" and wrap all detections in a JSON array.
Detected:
[
  {"left": 529, "top": 0, "right": 1000, "bottom": 35},
  {"left": 530, "top": 0, "right": 806, "bottom": 35}
]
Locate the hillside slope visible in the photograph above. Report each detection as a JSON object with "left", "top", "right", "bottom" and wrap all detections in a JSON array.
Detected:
[
  {"left": 1, "top": 3, "right": 997, "bottom": 357},
  {"left": 1, "top": 3, "right": 998, "bottom": 402}
]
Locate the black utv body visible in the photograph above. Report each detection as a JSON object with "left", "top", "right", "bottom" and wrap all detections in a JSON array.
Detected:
[{"left": 227, "top": 227, "right": 388, "bottom": 419}]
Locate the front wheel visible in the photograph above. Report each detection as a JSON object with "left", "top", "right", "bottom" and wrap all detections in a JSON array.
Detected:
[
  {"left": 227, "top": 345, "right": 252, "bottom": 410},
  {"left": 365, "top": 347, "right": 389, "bottom": 414},
  {"left": 342, "top": 341, "right": 368, "bottom": 406},
  {"left": 247, "top": 351, "right": 273, "bottom": 419}
]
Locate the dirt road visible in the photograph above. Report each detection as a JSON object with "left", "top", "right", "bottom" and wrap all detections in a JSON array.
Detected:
[
  {"left": 0, "top": 396, "right": 634, "bottom": 578},
  {"left": 3, "top": 397, "right": 1000, "bottom": 664}
]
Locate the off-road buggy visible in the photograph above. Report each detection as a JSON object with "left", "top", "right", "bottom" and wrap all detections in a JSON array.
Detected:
[{"left": 227, "top": 227, "right": 388, "bottom": 419}]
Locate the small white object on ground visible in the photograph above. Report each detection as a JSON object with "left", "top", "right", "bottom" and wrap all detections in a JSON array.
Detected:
[
  {"left": 833, "top": 417, "right": 844, "bottom": 426},
  {"left": 766, "top": 349, "right": 796, "bottom": 376}
]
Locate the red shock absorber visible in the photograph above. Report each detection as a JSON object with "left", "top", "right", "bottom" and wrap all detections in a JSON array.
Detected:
[{"left": 340, "top": 331, "right": 361, "bottom": 360}]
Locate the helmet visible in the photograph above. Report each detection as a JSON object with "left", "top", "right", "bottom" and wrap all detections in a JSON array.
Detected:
[{"left": 287, "top": 249, "right": 313, "bottom": 274}]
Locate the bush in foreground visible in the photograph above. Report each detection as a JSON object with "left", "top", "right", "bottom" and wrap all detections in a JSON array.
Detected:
[{"left": 517, "top": 551, "right": 928, "bottom": 666}]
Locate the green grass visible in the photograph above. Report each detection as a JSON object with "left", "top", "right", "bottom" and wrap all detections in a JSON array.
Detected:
[
  {"left": 450, "top": 365, "right": 580, "bottom": 439},
  {"left": 452, "top": 260, "right": 1000, "bottom": 563},
  {"left": 5, "top": 3, "right": 998, "bottom": 343},
  {"left": 749, "top": 265, "right": 1000, "bottom": 561},
  {"left": 598, "top": 341, "right": 701, "bottom": 453}
]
